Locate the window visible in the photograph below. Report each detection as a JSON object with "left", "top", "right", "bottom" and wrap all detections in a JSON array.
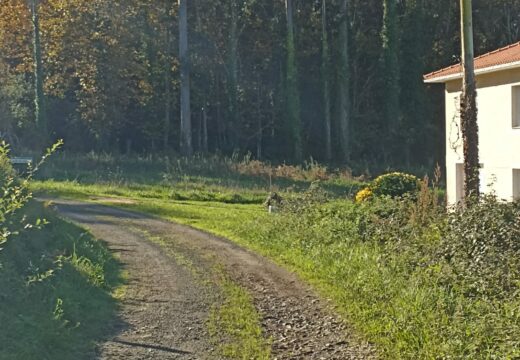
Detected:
[
  {"left": 513, "top": 86, "right": 520, "bottom": 128},
  {"left": 456, "top": 163, "right": 465, "bottom": 203},
  {"left": 513, "top": 169, "right": 520, "bottom": 200},
  {"left": 456, "top": 163, "right": 485, "bottom": 202}
]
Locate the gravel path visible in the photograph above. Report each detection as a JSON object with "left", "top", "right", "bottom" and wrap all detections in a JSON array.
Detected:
[{"left": 51, "top": 199, "right": 376, "bottom": 359}]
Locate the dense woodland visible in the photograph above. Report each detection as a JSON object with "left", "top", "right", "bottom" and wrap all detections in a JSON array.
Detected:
[{"left": 1, "top": 0, "right": 519, "bottom": 169}]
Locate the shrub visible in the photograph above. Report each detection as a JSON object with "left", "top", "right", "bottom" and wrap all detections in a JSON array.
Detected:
[
  {"left": 370, "top": 172, "right": 419, "bottom": 198},
  {"left": 0, "top": 143, "right": 15, "bottom": 187},
  {"left": 442, "top": 194, "right": 520, "bottom": 297},
  {"left": 355, "top": 187, "right": 373, "bottom": 203},
  {"left": 1, "top": 141, "right": 62, "bottom": 251}
]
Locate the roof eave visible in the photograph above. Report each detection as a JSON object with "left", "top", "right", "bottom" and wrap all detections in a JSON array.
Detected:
[{"left": 423, "top": 60, "right": 520, "bottom": 84}]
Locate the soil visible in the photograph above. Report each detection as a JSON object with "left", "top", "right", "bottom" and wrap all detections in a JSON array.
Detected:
[{"left": 51, "top": 199, "right": 376, "bottom": 359}]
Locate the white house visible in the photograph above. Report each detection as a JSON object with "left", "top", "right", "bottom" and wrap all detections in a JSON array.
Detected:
[{"left": 424, "top": 41, "right": 520, "bottom": 205}]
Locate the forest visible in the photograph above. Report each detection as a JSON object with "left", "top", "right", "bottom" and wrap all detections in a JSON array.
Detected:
[{"left": 1, "top": 0, "right": 519, "bottom": 170}]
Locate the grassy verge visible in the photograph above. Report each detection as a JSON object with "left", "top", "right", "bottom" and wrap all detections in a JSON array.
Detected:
[{"left": 0, "top": 201, "right": 123, "bottom": 359}]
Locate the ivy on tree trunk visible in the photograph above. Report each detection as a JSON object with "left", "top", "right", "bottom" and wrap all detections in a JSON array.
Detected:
[
  {"left": 30, "top": 0, "right": 46, "bottom": 142},
  {"left": 460, "top": 0, "right": 480, "bottom": 199}
]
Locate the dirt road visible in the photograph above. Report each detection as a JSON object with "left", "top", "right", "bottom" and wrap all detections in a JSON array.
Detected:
[{"left": 51, "top": 199, "right": 376, "bottom": 359}]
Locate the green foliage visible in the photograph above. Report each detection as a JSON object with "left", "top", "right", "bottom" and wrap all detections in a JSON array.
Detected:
[
  {"left": 0, "top": 143, "right": 32, "bottom": 249},
  {"left": 0, "top": 140, "right": 62, "bottom": 250},
  {"left": 0, "top": 202, "right": 121, "bottom": 359},
  {"left": 443, "top": 195, "right": 520, "bottom": 298},
  {"left": 0, "top": 143, "right": 15, "bottom": 187},
  {"left": 370, "top": 172, "right": 419, "bottom": 198},
  {"left": 245, "top": 187, "right": 519, "bottom": 359}
]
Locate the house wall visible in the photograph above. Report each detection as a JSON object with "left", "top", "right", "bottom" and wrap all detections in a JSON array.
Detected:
[{"left": 445, "top": 68, "right": 520, "bottom": 205}]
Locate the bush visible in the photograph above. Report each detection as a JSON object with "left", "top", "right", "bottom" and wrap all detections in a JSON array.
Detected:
[
  {"left": 443, "top": 194, "right": 520, "bottom": 297},
  {"left": 370, "top": 172, "right": 419, "bottom": 198},
  {"left": 355, "top": 187, "right": 373, "bottom": 202},
  {"left": 1, "top": 141, "right": 62, "bottom": 250},
  {"left": 0, "top": 143, "right": 15, "bottom": 187}
]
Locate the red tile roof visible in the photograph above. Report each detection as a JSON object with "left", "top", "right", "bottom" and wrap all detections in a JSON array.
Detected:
[{"left": 424, "top": 41, "right": 520, "bottom": 83}]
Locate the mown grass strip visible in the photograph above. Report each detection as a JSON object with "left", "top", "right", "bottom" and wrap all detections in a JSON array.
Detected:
[{"left": 208, "top": 277, "right": 271, "bottom": 360}]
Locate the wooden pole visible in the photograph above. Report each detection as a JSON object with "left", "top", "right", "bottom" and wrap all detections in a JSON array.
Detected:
[{"left": 460, "top": 0, "right": 480, "bottom": 199}]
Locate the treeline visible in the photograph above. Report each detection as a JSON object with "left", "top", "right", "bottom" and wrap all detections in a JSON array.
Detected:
[{"left": 0, "top": 0, "right": 519, "bottom": 168}]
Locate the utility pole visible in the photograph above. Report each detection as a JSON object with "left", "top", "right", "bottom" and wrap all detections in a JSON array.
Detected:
[{"left": 460, "top": 0, "right": 480, "bottom": 199}]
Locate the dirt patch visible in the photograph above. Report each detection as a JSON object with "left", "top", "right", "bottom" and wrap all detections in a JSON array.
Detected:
[{"left": 52, "top": 199, "right": 376, "bottom": 359}]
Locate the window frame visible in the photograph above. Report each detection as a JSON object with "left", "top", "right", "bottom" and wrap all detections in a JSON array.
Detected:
[
  {"left": 513, "top": 169, "right": 520, "bottom": 201},
  {"left": 512, "top": 85, "right": 520, "bottom": 129}
]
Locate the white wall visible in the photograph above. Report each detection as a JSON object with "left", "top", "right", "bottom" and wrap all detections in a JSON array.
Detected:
[{"left": 445, "top": 68, "right": 520, "bottom": 205}]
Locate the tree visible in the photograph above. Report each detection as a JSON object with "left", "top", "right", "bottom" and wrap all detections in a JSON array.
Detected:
[
  {"left": 381, "top": 0, "right": 400, "bottom": 157},
  {"left": 285, "top": 0, "right": 302, "bottom": 162},
  {"left": 179, "top": 0, "right": 192, "bottom": 156},
  {"left": 321, "top": 0, "right": 332, "bottom": 162},
  {"left": 460, "top": 0, "right": 480, "bottom": 199},
  {"left": 29, "top": 0, "right": 47, "bottom": 141},
  {"left": 227, "top": 0, "right": 240, "bottom": 150},
  {"left": 164, "top": 28, "right": 172, "bottom": 151},
  {"left": 338, "top": 0, "right": 351, "bottom": 161}
]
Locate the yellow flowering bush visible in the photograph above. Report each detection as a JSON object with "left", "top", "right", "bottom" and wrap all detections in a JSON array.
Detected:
[{"left": 355, "top": 187, "right": 373, "bottom": 203}]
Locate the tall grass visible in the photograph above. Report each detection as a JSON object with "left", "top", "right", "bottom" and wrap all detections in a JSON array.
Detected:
[{"left": 233, "top": 182, "right": 520, "bottom": 358}]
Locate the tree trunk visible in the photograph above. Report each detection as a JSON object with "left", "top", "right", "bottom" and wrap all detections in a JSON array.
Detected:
[
  {"left": 321, "top": 0, "right": 332, "bottom": 162},
  {"left": 382, "top": 0, "right": 400, "bottom": 138},
  {"left": 286, "top": 0, "right": 302, "bottom": 162},
  {"left": 202, "top": 103, "right": 208, "bottom": 153},
  {"left": 30, "top": 0, "right": 46, "bottom": 142},
  {"left": 215, "top": 71, "right": 223, "bottom": 150},
  {"left": 164, "top": 29, "right": 172, "bottom": 151},
  {"left": 197, "top": 109, "right": 202, "bottom": 152},
  {"left": 256, "top": 77, "right": 263, "bottom": 159},
  {"left": 179, "top": 0, "right": 192, "bottom": 156},
  {"left": 228, "top": 0, "right": 239, "bottom": 149},
  {"left": 460, "top": 0, "right": 480, "bottom": 199},
  {"left": 338, "top": 0, "right": 351, "bottom": 161}
]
